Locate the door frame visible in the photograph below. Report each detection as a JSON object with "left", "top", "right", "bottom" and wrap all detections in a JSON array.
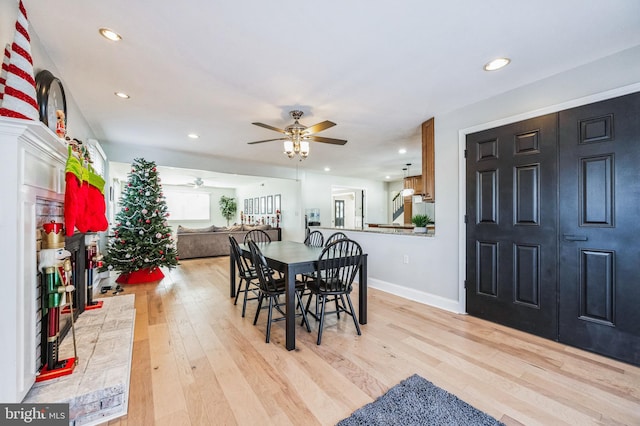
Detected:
[{"left": 457, "top": 82, "right": 640, "bottom": 315}]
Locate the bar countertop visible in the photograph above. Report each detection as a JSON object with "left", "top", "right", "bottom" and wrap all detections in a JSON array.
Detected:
[{"left": 312, "top": 224, "right": 435, "bottom": 237}]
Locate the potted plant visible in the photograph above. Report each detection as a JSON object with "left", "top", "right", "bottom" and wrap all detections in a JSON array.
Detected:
[
  {"left": 219, "top": 195, "right": 237, "bottom": 226},
  {"left": 411, "top": 214, "right": 433, "bottom": 233},
  {"left": 411, "top": 214, "right": 428, "bottom": 233}
]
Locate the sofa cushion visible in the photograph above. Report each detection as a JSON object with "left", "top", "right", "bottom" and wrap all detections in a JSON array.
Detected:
[
  {"left": 243, "top": 224, "right": 272, "bottom": 231},
  {"left": 177, "top": 224, "right": 219, "bottom": 234}
]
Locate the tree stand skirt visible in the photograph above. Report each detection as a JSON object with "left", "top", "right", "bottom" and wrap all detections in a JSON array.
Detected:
[{"left": 116, "top": 268, "right": 165, "bottom": 284}]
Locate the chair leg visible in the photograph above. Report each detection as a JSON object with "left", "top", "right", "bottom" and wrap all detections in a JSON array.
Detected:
[
  {"left": 241, "top": 279, "right": 251, "bottom": 317},
  {"left": 302, "top": 291, "right": 314, "bottom": 325},
  {"left": 234, "top": 277, "right": 243, "bottom": 305},
  {"left": 345, "top": 294, "right": 361, "bottom": 336},
  {"left": 253, "top": 293, "right": 264, "bottom": 325},
  {"left": 317, "top": 295, "right": 327, "bottom": 345},
  {"left": 296, "top": 291, "right": 311, "bottom": 332},
  {"left": 266, "top": 296, "right": 274, "bottom": 343}
]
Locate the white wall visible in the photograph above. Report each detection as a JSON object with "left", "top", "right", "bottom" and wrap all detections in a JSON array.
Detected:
[
  {"left": 429, "top": 45, "right": 640, "bottom": 311},
  {"left": 235, "top": 177, "right": 301, "bottom": 241},
  {"left": 0, "top": 1, "right": 96, "bottom": 144},
  {"left": 301, "top": 171, "right": 388, "bottom": 228}
]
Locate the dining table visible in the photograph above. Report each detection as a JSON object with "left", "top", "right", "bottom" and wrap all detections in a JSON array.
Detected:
[{"left": 229, "top": 240, "right": 368, "bottom": 350}]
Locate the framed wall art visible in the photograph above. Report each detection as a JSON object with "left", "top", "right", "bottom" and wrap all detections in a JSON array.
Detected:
[
  {"left": 274, "top": 194, "right": 281, "bottom": 212},
  {"left": 267, "top": 195, "right": 273, "bottom": 214}
]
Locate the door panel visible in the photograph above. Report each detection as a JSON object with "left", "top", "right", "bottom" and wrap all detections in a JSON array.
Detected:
[
  {"left": 558, "top": 92, "right": 640, "bottom": 365},
  {"left": 467, "top": 91, "right": 640, "bottom": 366},
  {"left": 466, "top": 114, "right": 558, "bottom": 339}
]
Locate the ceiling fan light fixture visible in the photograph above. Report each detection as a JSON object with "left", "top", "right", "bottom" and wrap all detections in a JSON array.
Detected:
[
  {"left": 283, "top": 140, "right": 295, "bottom": 158},
  {"left": 299, "top": 141, "right": 310, "bottom": 159}
]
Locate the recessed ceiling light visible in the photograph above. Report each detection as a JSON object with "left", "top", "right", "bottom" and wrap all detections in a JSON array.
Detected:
[
  {"left": 114, "top": 92, "right": 130, "bottom": 99},
  {"left": 324, "top": 167, "right": 331, "bottom": 172},
  {"left": 385, "top": 175, "right": 391, "bottom": 179},
  {"left": 484, "top": 57, "right": 511, "bottom": 71},
  {"left": 188, "top": 133, "right": 199, "bottom": 139},
  {"left": 398, "top": 148, "right": 407, "bottom": 154},
  {"left": 99, "top": 28, "right": 122, "bottom": 42}
]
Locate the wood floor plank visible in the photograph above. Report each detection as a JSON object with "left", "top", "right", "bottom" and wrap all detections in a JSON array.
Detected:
[{"left": 97, "top": 256, "right": 640, "bottom": 425}]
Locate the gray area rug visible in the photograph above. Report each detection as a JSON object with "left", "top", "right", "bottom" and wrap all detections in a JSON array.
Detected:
[{"left": 337, "top": 374, "right": 505, "bottom": 426}]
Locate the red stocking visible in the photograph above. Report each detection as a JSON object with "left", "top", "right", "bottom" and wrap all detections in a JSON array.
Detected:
[
  {"left": 64, "top": 172, "right": 82, "bottom": 236},
  {"left": 74, "top": 177, "right": 90, "bottom": 233},
  {"left": 85, "top": 170, "right": 108, "bottom": 232},
  {"left": 64, "top": 146, "right": 86, "bottom": 236}
]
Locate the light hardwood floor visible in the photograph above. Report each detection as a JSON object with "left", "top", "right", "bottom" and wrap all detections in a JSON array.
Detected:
[{"left": 104, "top": 257, "right": 640, "bottom": 426}]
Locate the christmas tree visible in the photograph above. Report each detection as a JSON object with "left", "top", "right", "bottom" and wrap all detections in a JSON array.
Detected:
[{"left": 100, "top": 158, "right": 178, "bottom": 283}]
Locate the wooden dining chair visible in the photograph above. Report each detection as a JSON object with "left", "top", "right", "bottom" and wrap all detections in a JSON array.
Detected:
[
  {"left": 247, "top": 240, "right": 311, "bottom": 343},
  {"left": 304, "top": 238, "right": 363, "bottom": 345},
  {"left": 244, "top": 229, "right": 272, "bottom": 244},
  {"left": 229, "top": 235, "right": 259, "bottom": 317},
  {"left": 324, "top": 231, "right": 347, "bottom": 247},
  {"left": 304, "top": 230, "right": 324, "bottom": 247}
]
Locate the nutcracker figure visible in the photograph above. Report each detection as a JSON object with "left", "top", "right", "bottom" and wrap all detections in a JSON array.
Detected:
[
  {"left": 85, "top": 234, "right": 103, "bottom": 310},
  {"left": 37, "top": 225, "right": 78, "bottom": 381}
]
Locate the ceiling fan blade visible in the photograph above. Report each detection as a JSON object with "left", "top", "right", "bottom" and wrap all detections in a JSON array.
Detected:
[
  {"left": 304, "top": 120, "right": 336, "bottom": 135},
  {"left": 252, "top": 122, "right": 286, "bottom": 133},
  {"left": 247, "top": 137, "right": 288, "bottom": 144},
  {"left": 307, "top": 135, "right": 348, "bottom": 145}
]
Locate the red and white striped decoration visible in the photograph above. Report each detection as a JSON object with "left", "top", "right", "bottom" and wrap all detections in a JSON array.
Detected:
[
  {"left": 0, "top": 0, "right": 38, "bottom": 120},
  {"left": 0, "top": 44, "right": 10, "bottom": 106}
]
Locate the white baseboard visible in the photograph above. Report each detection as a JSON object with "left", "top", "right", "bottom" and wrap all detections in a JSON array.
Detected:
[{"left": 367, "top": 278, "right": 465, "bottom": 314}]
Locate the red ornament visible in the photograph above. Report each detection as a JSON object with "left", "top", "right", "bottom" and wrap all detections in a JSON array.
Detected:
[
  {"left": 125, "top": 207, "right": 129, "bottom": 211},
  {"left": 159, "top": 250, "right": 164, "bottom": 255},
  {"left": 146, "top": 219, "right": 151, "bottom": 223}
]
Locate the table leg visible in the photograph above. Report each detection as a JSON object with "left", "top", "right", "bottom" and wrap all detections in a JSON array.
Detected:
[
  {"left": 229, "top": 248, "right": 236, "bottom": 298},
  {"left": 358, "top": 254, "right": 367, "bottom": 324},
  {"left": 285, "top": 266, "right": 296, "bottom": 351}
]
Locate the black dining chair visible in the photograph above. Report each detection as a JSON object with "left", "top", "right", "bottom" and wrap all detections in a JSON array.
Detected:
[
  {"left": 304, "top": 230, "right": 324, "bottom": 247},
  {"left": 304, "top": 238, "right": 363, "bottom": 345},
  {"left": 248, "top": 240, "right": 311, "bottom": 343},
  {"left": 229, "top": 235, "right": 260, "bottom": 317},
  {"left": 244, "top": 229, "right": 272, "bottom": 244},
  {"left": 324, "top": 231, "right": 347, "bottom": 247}
]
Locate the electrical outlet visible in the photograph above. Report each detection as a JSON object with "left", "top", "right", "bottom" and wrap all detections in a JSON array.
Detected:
[{"left": 403, "top": 254, "right": 409, "bottom": 264}]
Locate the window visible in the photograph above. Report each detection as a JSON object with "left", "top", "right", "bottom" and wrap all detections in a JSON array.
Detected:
[{"left": 164, "top": 190, "right": 210, "bottom": 220}]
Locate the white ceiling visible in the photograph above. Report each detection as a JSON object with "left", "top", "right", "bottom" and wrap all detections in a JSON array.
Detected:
[{"left": 24, "top": 1, "right": 640, "bottom": 181}]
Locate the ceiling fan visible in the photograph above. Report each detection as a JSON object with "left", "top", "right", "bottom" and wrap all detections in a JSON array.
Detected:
[
  {"left": 186, "top": 177, "right": 204, "bottom": 188},
  {"left": 248, "top": 110, "right": 347, "bottom": 159}
]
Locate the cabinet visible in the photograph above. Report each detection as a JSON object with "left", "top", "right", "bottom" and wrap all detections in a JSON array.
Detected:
[
  {"left": 403, "top": 175, "right": 423, "bottom": 194},
  {"left": 421, "top": 118, "right": 435, "bottom": 201},
  {"left": 0, "top": 118, "right": 67, "bottom": 402}
]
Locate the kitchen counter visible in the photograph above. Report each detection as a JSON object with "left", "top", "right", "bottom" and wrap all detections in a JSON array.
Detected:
[{"left": 312, "top": 225, "right": 435, "bottom": 237}]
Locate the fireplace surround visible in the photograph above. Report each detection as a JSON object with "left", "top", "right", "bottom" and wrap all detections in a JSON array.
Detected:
[{"left": 0, "top": 117, "right": 68, "bottom": 402}]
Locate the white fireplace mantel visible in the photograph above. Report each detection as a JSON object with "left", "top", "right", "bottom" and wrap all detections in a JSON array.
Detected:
[{"left": 0, "top": 117, "right": 67, "bottom": 402}]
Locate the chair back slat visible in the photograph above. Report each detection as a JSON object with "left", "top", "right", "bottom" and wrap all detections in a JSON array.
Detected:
[
  {"left": 248, "top": 240, "right": 281, "bottom": 294},
  {"left": 324, "top": 231, "right": 347, "bottom": 247},
  {"left": 244, "top": 229, "right": 271, "bottom": 244},
  {"left": 304, "top": 230, "right": 324, "bottom": 247},
  {"left": 229, "top": 235, "right": 253, "bottom": 276},
  {"left": 316, "top": 238, "right": 362, "bottom": 293}
]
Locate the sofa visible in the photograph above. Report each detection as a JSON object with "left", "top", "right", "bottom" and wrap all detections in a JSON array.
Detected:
[{"left": 175, "top": 224, "right": 281, "bottom": 259}]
